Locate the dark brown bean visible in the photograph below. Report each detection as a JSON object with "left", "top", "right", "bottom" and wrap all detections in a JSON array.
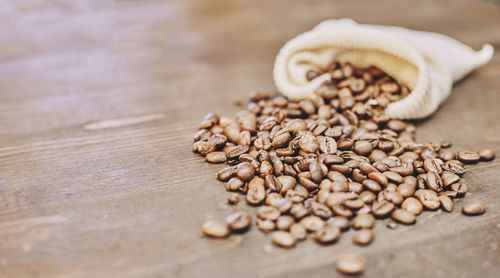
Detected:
[
  {"left": 202, "top": 220, "right": 229, "bottom": 238},
  {"left": 372, "top": 200, "right": 395, "bottom": 217},
  {"left": 457, "top": 151, "right": 480, "bottom": 163},
  {"left": 439, "top": 195, "right": 454, "bottom": 212},
  {"left": 391, "top": 209, "right": 416, "bottom": 224},
  {"left": 312, "top": 225, "right": 341, "bottom": 244},
  {"left": 271, "top": 231, "right": 297, "bottom": 248},
  {"left": 246, "top": 177, "right": 266, "bottom": 205},
  {"left": 415, "top": 189, "right": 440, "bottom": 210},
  {"left": 462, "top": 200, "right": 486, "bottom": 215},
  {"left": 477, "top": 147, "right": 495, "bottom": 161},
  {"left": 352, "top": 214, "right": 375, "bottom": 229},
  {"left": 227, "top": 193, "right": 239, "bottom": 205},
  {"left": 226, "top": 211, "right": 252, "bottom": 232},
  {"left": 336, "top": 255, "right": 366, "bottom": 275},
  {"left": 353, "top": 229, "right": 374, "bottom": 245},
  {"left": 236, "top": 162, "right": 255, "bottom": 181},
  {"left": 426, "top": 171, "right": 443, "bottom": 192}
]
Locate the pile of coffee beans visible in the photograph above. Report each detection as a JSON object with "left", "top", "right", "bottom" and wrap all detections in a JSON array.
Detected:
[{"left": 193, "top": 63, "right": 494, "bottom": 275}]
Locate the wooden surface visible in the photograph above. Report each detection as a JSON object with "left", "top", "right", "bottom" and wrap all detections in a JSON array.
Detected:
[{"left": 1, "top": 0, "right": 500, "bottom": 277}]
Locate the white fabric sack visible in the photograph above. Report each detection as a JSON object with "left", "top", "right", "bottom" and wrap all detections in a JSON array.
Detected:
[{"left": 273, "top": 19, "right": 494, "bottom": 119}]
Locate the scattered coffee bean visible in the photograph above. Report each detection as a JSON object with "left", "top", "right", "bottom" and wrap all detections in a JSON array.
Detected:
[
  {"left": 257, "top": 219, "right": 276, "bottom": 232},
  {"left": 457, "top": 151, "right": 480, "bottom": 163},
  {"left": 336, "top": 255, "right": 366, "bottom": 275},
  {"left": 477, "top": 147, "right": 495, "bottom": 161},
  {"left": 271, "top": 231, "right": 297, "bottom": 248},
  {"left": 226, "top": 211, "right": 252, "bottom": 232},
  {"left": 352, "top": 213, "right": 375, "bottom": 229},
  {"left": 227, "top": 193, "right": 239, "bottom": 205},
  {"left": 462, "top": 200, "right": 486, "bottom": 215},
  {"left": 312, "top": 225, "right": 341, "bottom": 244},
  {"left": 353, "top": 229, "right": 374, "bottom": 245},
  {"left": 439, "top": 195, "right": 454, "bottom": 212},
  {"left": 202, "top": 220, "right": 230, "bottom": 238},
  {"left": 289, "top": 223, "right": 307, "bottom": 241},
  {"left": 276, "top": 215, "right": 294, "bottom": 231},
  {"left": 386, "top": 219, "right": 398, "bottom": 229},
  {"left": 401, "top": 197, "right": 423, "bottom": 215},
  {"left": 391, "top": 209, "right": 416, "bottom": 224}
]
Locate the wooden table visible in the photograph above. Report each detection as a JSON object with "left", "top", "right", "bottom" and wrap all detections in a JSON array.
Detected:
[{"left": 1, "top": 0, "right": 499, "bottom": 277}]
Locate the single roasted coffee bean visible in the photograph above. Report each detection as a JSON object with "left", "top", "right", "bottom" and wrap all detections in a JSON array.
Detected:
[
  {"left": 401, "top": 197, "right": 423, "bottom": 215},
  {"left": 477, "top": 147, "right": 495, "bottom": 161},
  {"left": 300, "top": 216, "right": 325, "bottom": 232},
  {"left": 372, "top": 200, "right": 395, "bottom": 217},
  {"left": 205, "top": 151, "right": 227, "bottom": 163},
  {"left": 257, "top": 206, "right": 281, "bottom": 221},
  {"left": 202, "top": 220, "right": 230, "bottom": 238},
  {"left": 439, "top": 195, "right": 454, "bottom": 212},
  {"left": 312, "top": 202, "right": 332, "bottom": 219},
  {"left": 226, "top": 211, "right": 252, "bottom": 232},
  {"left": 312, "top": 225, "right": 341, "bottom": 244},
  {"left": 457, "top": 151, "right": 480, "bottom": 163},
  {"left": 246, "top": 177, "right": 266, "bottom": 205},
  {"left": 423, "top": 158, "right": 442, "bottom": 174},
  {"left": 226, "top": 177, "right": 244, "bottom": 191},
  {"left": 415, "top": 189, "right": 440, "bottom": 210},
  {"left": 462, "top": 200, "right": 486, "bottom": 215},
  {"left": 227, "top": 193, "right": 239, "bottom": 205},
  {"left": 398, "top": 183, "right": 415, "bottom": 198},
  {"left": 439, "top": 149, "right": 456, "bottom": 161},
  {"left": 353, "top": 229, "right": 374, "bottom": 245},
  {"left": 391, "top": 209, "right": 416, "bottom": 224},
  {"left": 257, "top": 219, "right": 276, "bottom": 232},
  {"left": 276, "top": 215, "right": 294, "bottom": 231},
  {"left": 352, "top": 213, "right": 375, "bottom": 229},
  {"left": 289, "top": 223, "right": 307, "bottom": 241},
  {"left": 271, "top": 231, "right": 297, "bottom": 248},
  {"left": 336, "top": 255, "right": 366, "bottom": 275},
  {"left": 236, "top": 162, "right": 255, "bottom": 182},
  {"left": 441, "top": 171, "right": 460, "bottom": 187},
  {"left": 386, "top": 219, "right": 398, "bottom": 229},
  {"left": 327, "top": 216, "right": 351, "bottom": 231},
  {"left": 363, "top": 179, "right": 382, "bottom": 192},
  {"left": 442, "top": 160, "right": 465, "bottom": 176},
  {"left": 426, "top": 171, "right": 443, "bottom": 192},
  {"left": 450, "top": 183, "right": 468, "bottom": 197}
]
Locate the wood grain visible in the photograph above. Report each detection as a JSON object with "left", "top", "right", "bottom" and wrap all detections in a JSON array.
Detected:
[{"left": 0, "top": 0, "right": 499, "bottom": 277}]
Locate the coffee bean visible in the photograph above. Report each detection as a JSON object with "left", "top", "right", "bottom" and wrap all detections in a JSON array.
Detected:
[
  {"left": 415, "top": 189, "right": 440, "bottom": 210},
  {"left": 426, "top": 171, "right": 443, "bottom": 192},
  {"left": 439, "top": 149, "right": 456, "bottom": 161},
  {"left": 439, "top": 190, "right": 458, "bottom": 198},
  {"left": 290, "top": 223, "right": 307, "bottom": 241},
  {"left": 257, "top": 219, "right": 276, "bottom": 232},
  {"left": 312, "top": 225, "right": 341, "bottom": 244},
  {"left": 368, "top": 171, "right": 388, "bottom": 186},
  {"left": 423, "top": 158, "right": 442, "bottom": 174},
  {"left": 477, "top": 147, "right": 495, "bottom": 161},
  {"left": 441, "top": 171, "right": 460, "bottom": 187},
  {"left": 353, "top": 229, "right": 374, "bottom": 245},
  {"left": 451, "top": 183, "right": 468, "bottom": 197},
  {"left": 442, "top": 160, "right": 465, "bottom": 176},
  {"left": 457, "top": 151, "right": 480, "bottom": 163},
  {"left": 300, "top": 216, "right": 325, "bottom": 232},
  {"left": 386, "top": 219, "right": 398, "bottom": 229},
  {"left": 318, "top": 136, "right": 337, "bottom": 154},
  {"left": 225, "top": 177, "right": 244, "bottom": 191},
  {"left": 227, "top": 193, "right": 239, "bottom": 205},
  {"left": 218, "top": 166, "right": 237, "bottom": 182},
  {"left": 401, "top": 197, "right": 423, "bottom": 215},
  {"left": 391, "top": 209, "right": 416, "bottom": 224},
  {"left": 462, "top": 200, "right": 486, "bottom": 215},
  {"left": 205, "top": 151, "right": 227, "bottom": 163},
  {"left": 363, "top": 179, "right": 382, "bottom": 192},
  {"left": 271, "top": 231, "right": 297, "bottom": 248},
  {"left": 202, "top": 220, "right": 229, "bottom": 238},
  {"left": 312, "top": 202, "right": 332, "bottom": 219},
  {"left": 236, "top": 162, "right": 255, "bottom": 182},
  {"left": 226, "top": 211, "right": 252, "bottom": 232},
  {"left": 352, "top": 213, "right": 375, "bottom": 229},
  {"left": 227, "top": 145, "right": 250, "bottom": 160},
  {"left": 246, "top": 177, "right": 266, "bottom": 205},
  {"left": 276, "top": 215, "right": 294, "bottom": 231},
  {"left": 336, "top": 255, "right": 366, "bottom": 275},
  {"left": 290, "top": 203, "right": 310, "bottom": 219},
  {"left": 439, "top": 195, "right": 454, "bottom": 212},
  {"left": 257, "top": 206, "right": 281, "bottom": 221},
  {"left": 360, "top": 191, "right": 376, "bottom": 204},
  {"left": 372, "top": 200, "right": 395, "bottom": 217},
  {"left": 272, "top": 128, "right": 291, "bottom": 148},
  {"left": 387, "top": 120, "right": 406, "bottom": 131},
  {"left": 398, "top": 183, "right": 415, "bottom": 198},
  {"left": 327, "top": 216, "right": 351, "bottom": 230}
]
